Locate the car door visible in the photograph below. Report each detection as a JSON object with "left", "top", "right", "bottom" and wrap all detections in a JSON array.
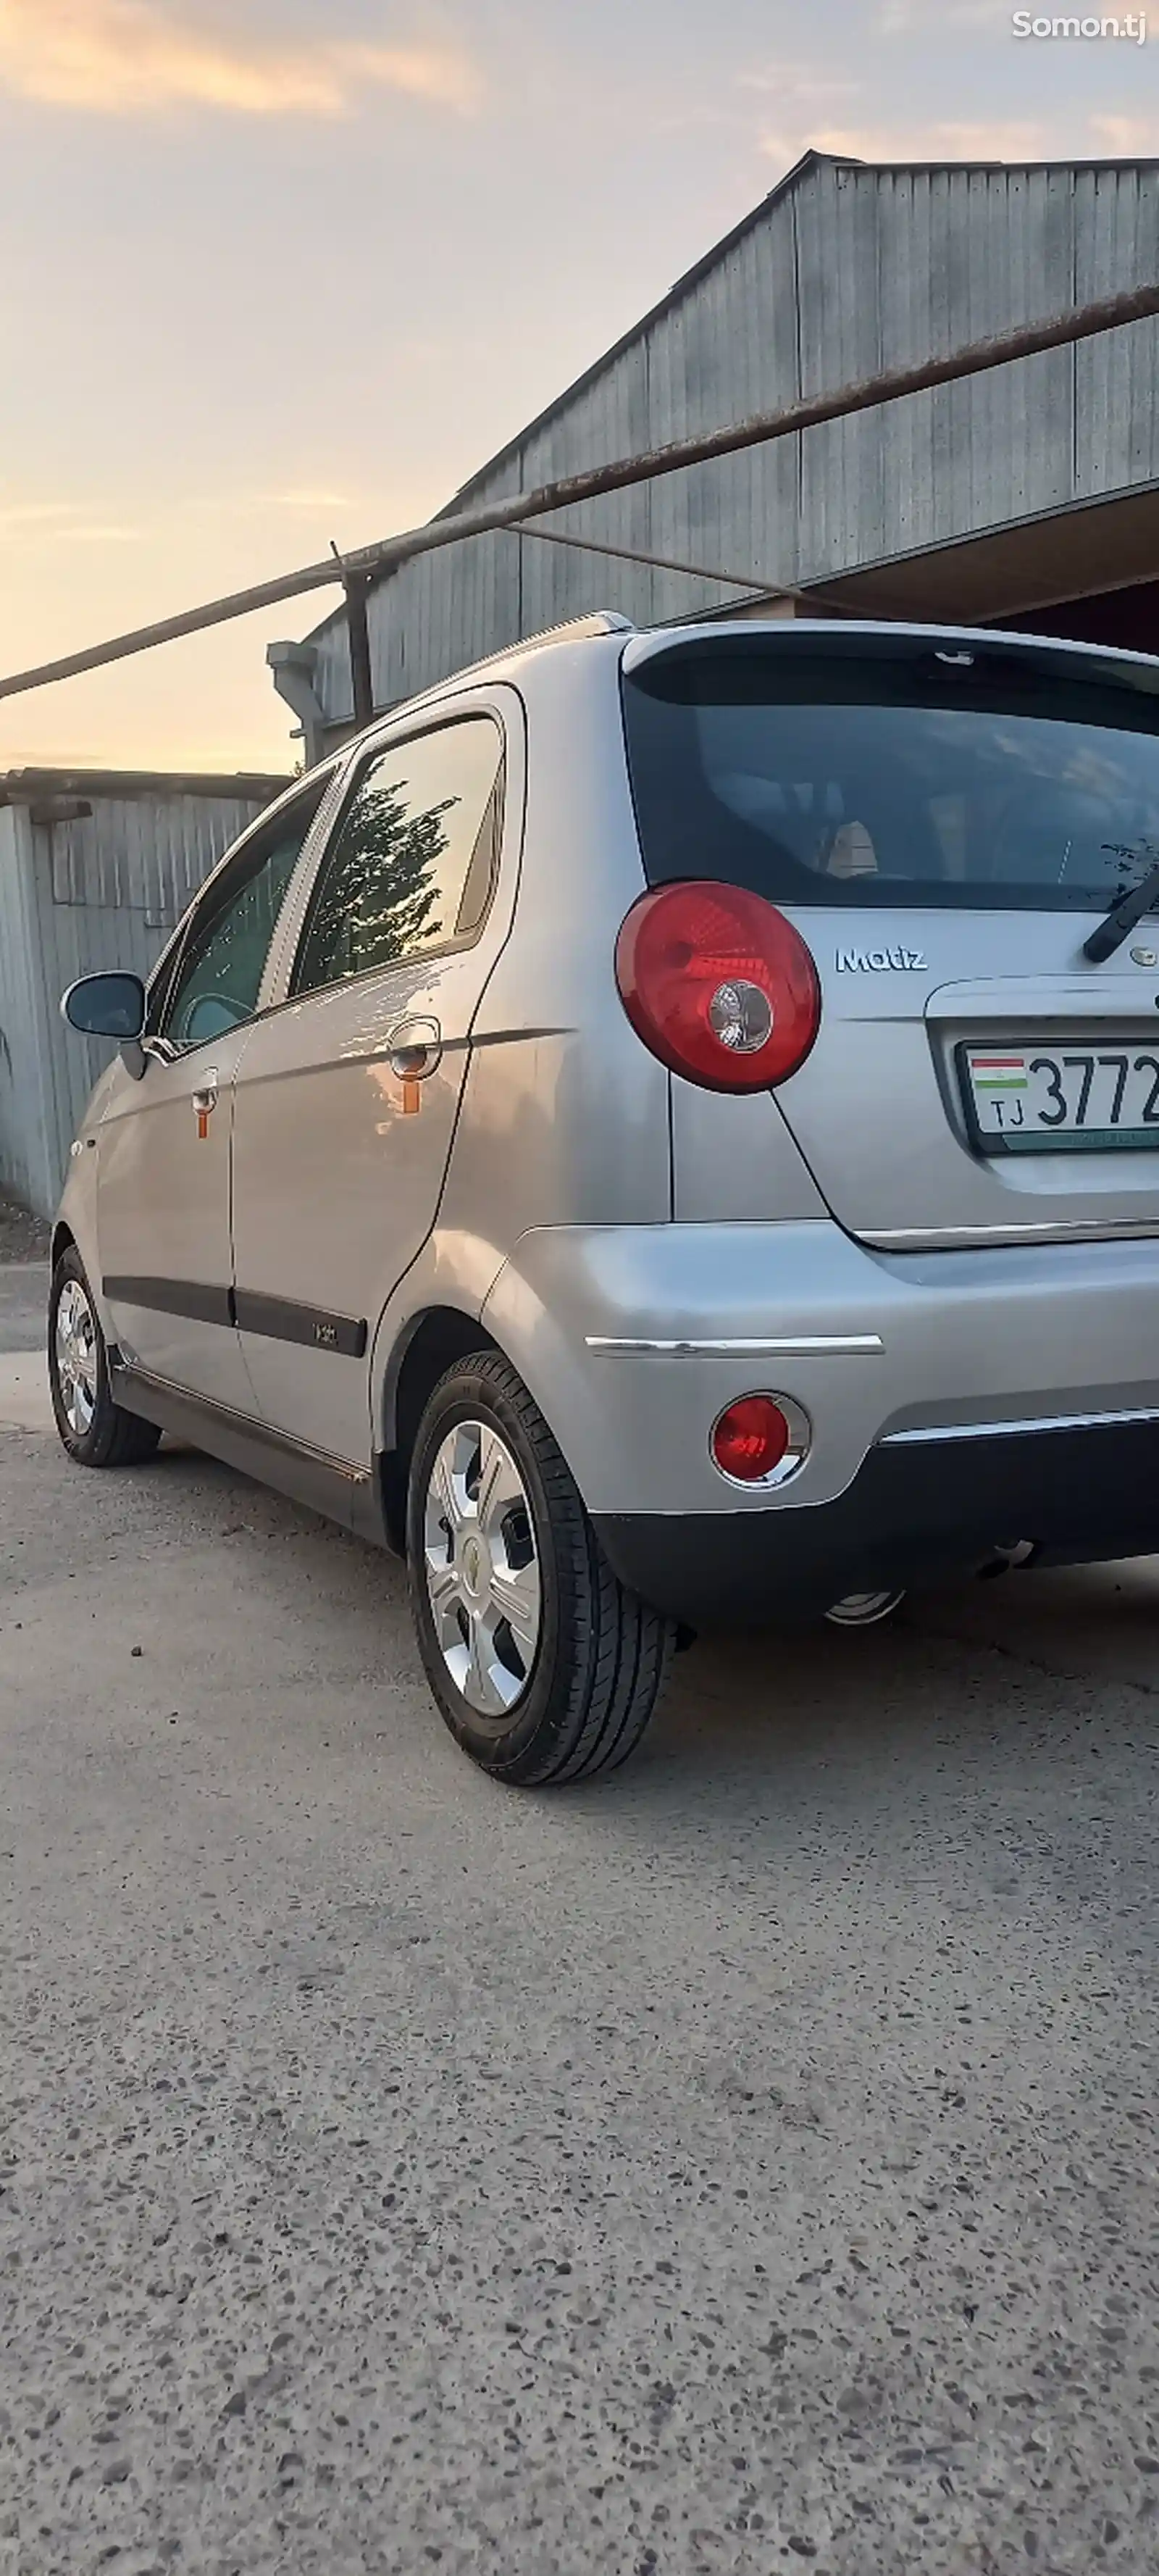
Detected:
[
  {"left": 96, "top": 772, "right": 335, "bottom": 1410},
  {"left": 230, "top": 699, "right": 516, "bottom": 1465}
]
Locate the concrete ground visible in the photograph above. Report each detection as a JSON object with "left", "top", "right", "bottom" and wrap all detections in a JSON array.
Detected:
[{"left": 3, "top": 1267, "right": 1159, "bottom": 2575}]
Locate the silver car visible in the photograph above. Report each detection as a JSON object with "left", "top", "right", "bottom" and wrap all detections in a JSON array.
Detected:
[{"left": 52, "top": 612, "right": 1159, "bottom": 1783}]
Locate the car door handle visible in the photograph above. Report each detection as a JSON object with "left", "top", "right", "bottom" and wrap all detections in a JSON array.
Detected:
[{"left": 387, "top": 1018, "right": 442, "bottom": 1080}]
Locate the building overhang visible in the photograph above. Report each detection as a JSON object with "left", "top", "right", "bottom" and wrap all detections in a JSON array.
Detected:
[{"left": 784, "top": 481, "right": 1159, "bottom": 627}]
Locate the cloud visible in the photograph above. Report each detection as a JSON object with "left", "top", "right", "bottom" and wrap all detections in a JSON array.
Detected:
[
  {"left": 0, "top": 0, "right": 480, "bottom": 118},
  {"left": 1091, "top": 113, "right": 1158, "bottom": 151},
  {"left": 739, "top": 63, "right": 860, "bottom": 104},
  {"left": 263, "top": 490, "right": 357, "bottom": 512},
  {"left": 0, "top": 499, "right": 143, "bottom": 540},
  {"left": 758, "top": 114, "right": 1051, "bottom": 168},
  {"left": 742, "top": 59, "right": 1055, "bottom": 174},
  {"left": 54, "top": 523, "right": 143, "bottom": 543},
  {"left": 877, "top": 0, "right": 1013, "bottom": 25},
  {"left": 0, "top": 500, "right": 77, "bottom": 530},
  {"left": 738, "top": 58, "right": 863, "bottom": 166},
  {"left": 922, "top": 120, "right": 1049, "bottom": 154}
]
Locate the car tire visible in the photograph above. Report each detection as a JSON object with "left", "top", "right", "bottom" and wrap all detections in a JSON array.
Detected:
[
  {"left": 406, "top": 1351, "right": 675, "bottom": 1785},
  {"left": 49, "top": 1248, "right": 162, "bottom": 1470}
]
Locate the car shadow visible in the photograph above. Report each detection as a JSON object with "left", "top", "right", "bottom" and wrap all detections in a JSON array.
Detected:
[
  {"left": 566, "top": 1561, "right": 1159, "bottom": 1843},
  {"left": 144, "top": 1438, "right": 1159, "bottom": 1841}
]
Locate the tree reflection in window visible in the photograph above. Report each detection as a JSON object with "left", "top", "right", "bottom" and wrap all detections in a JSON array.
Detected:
[
  {"left": 302, "top": 777, "right": 451, "bottom": 983},
  {"left": 293, "top": 718, "right": 503, "bottom": 997}
]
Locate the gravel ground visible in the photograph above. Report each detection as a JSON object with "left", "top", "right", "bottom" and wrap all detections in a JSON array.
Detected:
[
  {"left": 0, "top": 1193, "right": 51, "bottom": 1265},
  {"left": 2, "top": 1340, "right": 1159, "bottom": 2575},
  {"left": 0, "top": 1263, "right": 49, "bottom": 1355}
]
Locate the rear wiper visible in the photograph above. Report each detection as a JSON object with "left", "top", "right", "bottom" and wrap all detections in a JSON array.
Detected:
[{"left": 1083, "top": 841, "right": 1159, "bottom": 963}]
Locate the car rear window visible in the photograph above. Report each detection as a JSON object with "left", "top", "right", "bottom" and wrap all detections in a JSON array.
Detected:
[{"left": 622, "top": 638, "right": 1159, "bottom": 913}]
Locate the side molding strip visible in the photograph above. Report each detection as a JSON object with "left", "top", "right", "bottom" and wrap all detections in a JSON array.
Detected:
[
  {"left": 104, "top": 1275, "right": 367, "bottom": 1358},
  {"left": 234, "top": 1289, "right": 368, "bottom": 1359},
  {"left": 104, "top": 1275, "right": 233, "bottom": 1330}
]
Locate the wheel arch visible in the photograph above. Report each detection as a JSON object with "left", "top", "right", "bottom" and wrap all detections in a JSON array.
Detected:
[{"left": 378, "top": 1304, "right": 503, "bottom": 1551}]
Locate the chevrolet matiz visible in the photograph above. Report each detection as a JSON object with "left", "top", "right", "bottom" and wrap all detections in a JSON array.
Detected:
[{"left": 51, "top": 613, "right": 1159, "bottom": 1781}]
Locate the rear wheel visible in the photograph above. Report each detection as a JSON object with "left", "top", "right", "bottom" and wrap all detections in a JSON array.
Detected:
[
  {"left": 406, "top": 1352, "right": 674, "bottom": 1785},
  {"left": 49, "top": 1249, "right": 162, "bottom": 1469}
]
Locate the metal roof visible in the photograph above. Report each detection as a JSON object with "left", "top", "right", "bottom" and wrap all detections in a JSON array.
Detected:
[
  {"left": 430, "top": 151, "right": 852, "bottom": 521},
  {"left": 306, "top": 146, "right": 1159, "bottom": 658},
  {"left": 435, "top": 148, "right": 1159, "bottom": 529},
  {"left": 293, "top": 149, "right": 1159, "bottom": 736}
]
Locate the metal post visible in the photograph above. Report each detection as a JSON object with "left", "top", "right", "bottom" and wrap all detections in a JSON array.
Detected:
[
  {"left": 332, "top": 546, "right": 375, "bottom": 731},
  {"left": 346, "top": 574, "right": 375, "bottom": 732}
]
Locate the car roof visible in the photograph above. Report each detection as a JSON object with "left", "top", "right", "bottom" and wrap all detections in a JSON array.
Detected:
[
  {"left": 623, "top": 616, "right": 1159, "bottom": 688},
  {"left": 351, "top": 609, "right": 1159, "bottom": 753}
]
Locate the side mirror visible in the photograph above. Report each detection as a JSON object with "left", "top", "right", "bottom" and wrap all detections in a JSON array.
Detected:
[{"left": 61, "top": 972, "right": 146, "bottom": 1040}]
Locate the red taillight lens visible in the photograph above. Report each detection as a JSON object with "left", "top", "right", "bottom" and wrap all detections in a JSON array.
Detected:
[
  {"left": 615, "top": 880, "right": 820, "bottom": 1093},
  {"left": 711, "top": 1396, "right": 792, "bottom": 1483}
]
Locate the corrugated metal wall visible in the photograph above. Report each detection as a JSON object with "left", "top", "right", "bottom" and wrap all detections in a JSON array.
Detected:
[
  {"left": 0, "top": 804, "right": 54, "bottom": 1217},
  {"left": 48, "top": 792, "right": 262, "bottom": 926},
  {"left": 0, "top": 787, "right": 272, "bottom": 1218},
  {"left": 306, "top": 155, "right": 1159, "bottom": 727}
]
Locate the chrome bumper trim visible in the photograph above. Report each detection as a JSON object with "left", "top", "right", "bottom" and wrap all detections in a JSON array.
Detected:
[
  {"left": 865, "top": 1220, "right": 1159, "bottom": 1249},
  {"left": 585, "top": 1333, "right": 884, "bottom": 1358},
  {"left": 882, "top": 1404, "right": 1159, "bottom": 1447}
]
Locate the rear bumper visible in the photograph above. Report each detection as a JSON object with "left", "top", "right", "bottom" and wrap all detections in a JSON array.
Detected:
[
  {"left": 481, "top": 1218, "right": 1159, "bottom": 1522},
  {"left": 594, "top": 1414, "right": 1159, "bottom": 1622}
]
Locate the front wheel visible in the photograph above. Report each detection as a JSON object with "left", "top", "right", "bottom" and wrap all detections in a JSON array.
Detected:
[
  {"left": 49, "top": 1249, "right": 162, "bottom": 1468},
  {"left": 406, "top": 1352, "right": 674, "bottom": 1785}
]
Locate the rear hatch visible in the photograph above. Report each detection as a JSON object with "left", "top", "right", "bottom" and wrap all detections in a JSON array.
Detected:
[{"left": 622, "top": 625, "right": 1159, "bottom": 1249}]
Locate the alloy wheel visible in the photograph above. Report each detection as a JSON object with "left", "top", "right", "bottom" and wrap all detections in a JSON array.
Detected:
[
  {"left": 423, "top": 1418, "right": 543, "bottom": 1717},
  {"left": 54, "top": 1277, "right": 99, "bottom": 1439}
]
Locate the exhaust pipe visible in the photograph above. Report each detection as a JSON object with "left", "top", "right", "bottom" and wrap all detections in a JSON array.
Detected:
[{"left": 978, "top": 1538, "right": 1038, "bottom": 1580}]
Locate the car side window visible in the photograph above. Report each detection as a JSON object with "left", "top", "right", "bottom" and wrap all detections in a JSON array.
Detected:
[
  {"left": 290, "top": 717, "right": 504, "bottom": 999},
  {"left": 161, "top": 778, "right": 330, "bottom": 1049}
]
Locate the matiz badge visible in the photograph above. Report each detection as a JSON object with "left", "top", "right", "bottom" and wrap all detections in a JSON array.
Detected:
[{"left": 835, "top": 945, "right": 927, "bottom": 974}]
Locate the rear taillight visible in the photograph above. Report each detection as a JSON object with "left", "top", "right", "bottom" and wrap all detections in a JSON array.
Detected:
[
  {"left": 615, "top": 880, "right": 820, "bottom": 1093},
  {"left": 710, "top": 1393, "right": 811, "bottom": 1488}
]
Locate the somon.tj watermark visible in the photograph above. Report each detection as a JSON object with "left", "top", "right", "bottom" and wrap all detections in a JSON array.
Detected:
[{"left": 1012, "top": 9, "right": 1146, "bottom": 36}]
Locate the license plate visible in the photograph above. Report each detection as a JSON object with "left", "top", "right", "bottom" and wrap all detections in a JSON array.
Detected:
[{"left": 961, "top": 1042, "right": 1159, "bottom": 1154}]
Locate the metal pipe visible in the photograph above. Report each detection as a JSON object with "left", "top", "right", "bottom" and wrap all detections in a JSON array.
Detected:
[
  {"left": 511, "top": 521, "right": 865, "bottom": 617},
  {"left": 510, "top": 521, "right": 797, "bottom": 597},
  {"left": 1, "top": 279, "right": 1157, "bottom": 704}
]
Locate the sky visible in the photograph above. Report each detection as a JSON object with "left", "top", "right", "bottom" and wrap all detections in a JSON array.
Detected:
[{"left": 0, "top": 0, "right": 1153, "bottom": 775}]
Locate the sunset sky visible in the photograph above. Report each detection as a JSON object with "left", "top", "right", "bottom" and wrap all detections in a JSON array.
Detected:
[{"left": 0, "top": 0, "right": 1151, "bottom": 776}]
